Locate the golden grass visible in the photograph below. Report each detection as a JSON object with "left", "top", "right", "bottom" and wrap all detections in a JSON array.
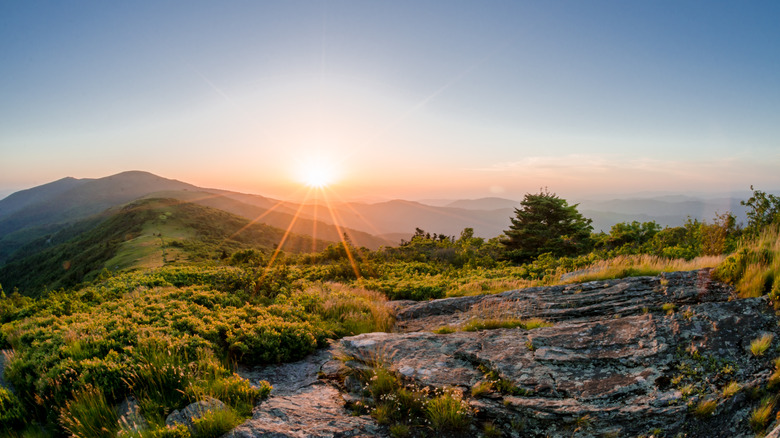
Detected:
[
  {"left": 722, "top": 381, "right": 741, "bottom": 398},
  {"left": 447, "top": 278, "right": 536, "bottom": 297},
  {"left": 693, "top": 399, "right": 717, "bottom": 418},
  {"left": 749, "top": 397, "right": 776, "bottom": 433},
  {"left": 750, "top": 334, "right": 774, "bottom": 357},
  {"left": 559, "top": 254, "right": 724, "bottom": 285},
  {"left": 316, "top": 283, "right": 395, "bottom": 334},
  {"left": 714, "top": 226, "right": 780, "bottom": 299}
]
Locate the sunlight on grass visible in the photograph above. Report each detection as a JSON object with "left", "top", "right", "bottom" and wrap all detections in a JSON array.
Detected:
[
  {"left": 714, "top": 225, "right": 780, "bottom": 299},
  {"left": 559, "top": 254, "right": 724, "bottom": 284}
]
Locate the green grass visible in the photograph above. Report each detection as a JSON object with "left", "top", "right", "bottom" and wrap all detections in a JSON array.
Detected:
[
  {"left": 433, "top": 325, "right": 457, "bottom": 334},
  {"left": 191, "top": 408, "right": 243, "bottom": 438},
  {"left": 471, "top": 380, "right": 494, "bottom": 398},
  {"left": 59, "top": 385, "right": 119, "bottom": 438},
  {"left": 426, "top": 391, "right": 471, "bottom": 433}
]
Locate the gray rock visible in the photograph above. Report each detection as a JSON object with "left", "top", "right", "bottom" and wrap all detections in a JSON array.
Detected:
[
  {"left": 230, "top": 270, "right": 778, "bottom": 437},
  {"left": 225, "top": 383, "right": 385, "bottom": 438},
  {"left": 165, "top": 397, "right": 226, "bottom": 431},
  {"left": 337, "top": 270, "right": 776, "bottom": 437},
  {"left": 116, "top": 395, "right": 149, "bottom": 435}
]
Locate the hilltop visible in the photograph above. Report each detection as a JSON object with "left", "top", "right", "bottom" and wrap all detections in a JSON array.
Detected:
[{"left": 0, "top": 197, "right": 326, "bottom": 295}]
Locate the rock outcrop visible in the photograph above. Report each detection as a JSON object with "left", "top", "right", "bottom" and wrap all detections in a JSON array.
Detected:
[
  {"left": 235, "top": 270, "right": 780, "bottom": 437},
  {"left": 228, "top": 349, "right": 386, "bottom": 438}
]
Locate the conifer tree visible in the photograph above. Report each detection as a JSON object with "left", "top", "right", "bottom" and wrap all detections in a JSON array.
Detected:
[{"left": 502, "top": 189, "right": 593, "bottom": 263}]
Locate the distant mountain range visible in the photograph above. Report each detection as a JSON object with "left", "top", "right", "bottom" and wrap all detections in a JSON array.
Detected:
[{"left": 0, "top": 170, "right": 765, "bottom": 291}]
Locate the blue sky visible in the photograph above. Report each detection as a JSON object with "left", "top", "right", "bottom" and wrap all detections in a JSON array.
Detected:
[{"left": 1, "top": 1, "right": 778, "bottom": 201}]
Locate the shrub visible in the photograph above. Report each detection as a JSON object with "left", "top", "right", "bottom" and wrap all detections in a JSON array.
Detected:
[{"left": 0, "top": 387, "right": 25, "bottom": 428}]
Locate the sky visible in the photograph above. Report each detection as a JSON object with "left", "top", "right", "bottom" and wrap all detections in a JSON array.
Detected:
[{"left": 1, "top": 1, "right": 779, "bottom": 202}]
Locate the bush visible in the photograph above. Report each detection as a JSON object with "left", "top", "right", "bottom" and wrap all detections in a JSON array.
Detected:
[{"left": 0, "top": 387, "right": 25, "bottom": 428}]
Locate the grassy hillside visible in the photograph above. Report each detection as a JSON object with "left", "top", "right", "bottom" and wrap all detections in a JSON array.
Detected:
[
  {"left": 0, "top": 198, "right": 330, "bottom": 295},
  {"left": 145, "top": 189, "right": 393, "bottom": 249},
  {"left": 0, "top": 171, "right": 201, "bottom": 264}
]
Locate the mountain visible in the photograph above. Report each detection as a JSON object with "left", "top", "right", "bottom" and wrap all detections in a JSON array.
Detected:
[
  {"left": 0, "top": 198, "right": 327, "bottom": 295},
  {"left": 0, "top": 171, "right": 200, "bottom": 263},
  {"left": 0, "top": 176, "right": 87, "bottom": 220},
  {"left": 0, "top": 170, "right": 198, "bottom": 236},
  {"left": 294, "top": 199, "right": 514, "bottom": 242},
  {"left": 0, "top": 172, "right": 761, "bottom": 268},
  {"left": 140, "top": 190, "right": 392, "bottom": 250},
  {"left": 0, "top": 172, "right": 391, "bottom": 265},
  {"left": 444, "top": 197, "right": 520, "bottom": 210},
  {"left": 578, "top": 196, "right": 750, "bottom": 232}
]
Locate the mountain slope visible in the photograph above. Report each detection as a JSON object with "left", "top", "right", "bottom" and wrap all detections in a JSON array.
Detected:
[
  {"left": 0, "top": 198, "right": 328, "bottom": 295},
  {"left": 141, "top": 190, "right": 393, "bottom": 250},
  {"left": 0, "top": 171, "right": 201, "bottom": 263},
  {"left": 0, "top": 176, "right": 87, "bottom": 220}
]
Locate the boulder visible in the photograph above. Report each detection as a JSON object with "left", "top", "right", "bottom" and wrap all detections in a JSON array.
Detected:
[
  {"left": 116, "top": 395, "right": 149, "bottom": 435},
  {"left": 165, "top": 397, "right": 226, "bottom": 431}
]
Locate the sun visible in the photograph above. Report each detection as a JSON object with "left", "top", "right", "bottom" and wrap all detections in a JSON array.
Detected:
[
  {"left": 295, "top": 154, "right": 340, "bottom": 189},
  {"left": 303, "top": 167, "right": 334, "bottom": 188}
]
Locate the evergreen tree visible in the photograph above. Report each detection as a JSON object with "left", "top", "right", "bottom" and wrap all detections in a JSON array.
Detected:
[{"left": 501, "top": 189, "right": 593, "bottom": 263}]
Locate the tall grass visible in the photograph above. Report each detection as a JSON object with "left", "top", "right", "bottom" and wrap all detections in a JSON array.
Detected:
[
  {"left": 714, "top": 225, "right": 780, "bottom": 299},
  {"left": 425, "top": 391, "right": 471, "bottom": 433},
  {"left": 560, "top": 254, "right": 724, "bottom": 284},
  {"left": 124, "top": 344, "right": 192, "bottom": 421},
  {"left": 315, "top": 283, "right": 395, "bottom": 335},
  {"left": 59, "top": 385, "right": 119, "bottom": 438}
]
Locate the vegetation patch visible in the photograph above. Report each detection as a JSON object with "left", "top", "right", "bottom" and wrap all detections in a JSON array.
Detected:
[
  {"left": 750, "top": 334, "right": 773, "bottom": 357},
  {"left": 462, "top": 317, "right": 551, "bottom": 332},
  {"left": 345, "top": 354, "right": 474, "bottom": 437}
]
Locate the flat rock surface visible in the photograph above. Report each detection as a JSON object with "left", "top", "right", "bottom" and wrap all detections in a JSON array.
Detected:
[
  {"left": 233, "top": 270, "right": 780, "bottom": 437},
  {"left": 232, "top": 346, "right": 387, "bottom": 438}
]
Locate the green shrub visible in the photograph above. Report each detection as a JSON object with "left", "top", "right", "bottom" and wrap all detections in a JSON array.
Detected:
[{"left": 0, "top": 387, "right": 25, "bottom": 428}]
